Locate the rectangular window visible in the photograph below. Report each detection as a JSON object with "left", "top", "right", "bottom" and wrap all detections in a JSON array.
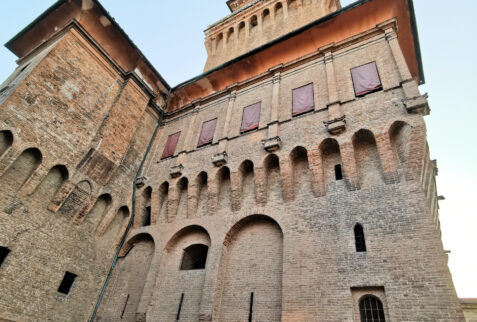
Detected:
[
  {"left": 240, "top": 102, "right": 261, "bottom": 133},
  {"left": 58, "top": 271, "right": 77, "bottom": 295},
  {"left": 161, "top": 132, "right": 181, "bottom": 159},
  {"left": 351, "top": 62, "right": 382, "bottom": 97},
  {"left": 292, "top": 83, "right": 314, "bottom": 116},
  {"left": 0, "top": 246, "right": 10, "bottom": 268},
  {"left": 198, "top": 118, "right": 217, "bottom": 147}
]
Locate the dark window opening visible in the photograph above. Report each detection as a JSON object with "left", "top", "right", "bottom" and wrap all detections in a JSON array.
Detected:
[
  {"left": 335, "top": 164, "right": 343, "bottom": 180},
  {"left": 58, "top": 271, "right": 77, "bottom": 295},
  {"left": 249, "top": 292, "right": 254, "bottom": 322},
  {"left": 143, "top": 206, "right": 151, "bottom": 227},
  {"left": 250, "top": 16, "right": 258, "bottom": 28},
  {"left": 0, "top": 246, "right": 11, "bottom": 268},
  {"left": 180, "top": 244, "right": 208, "bottom": 270},
  {"left": 354, "top": 224, "right": 367, "bottom": 252},
  {"left": 176, "top": 293, "right": 185, "bottom": 321},
  {"left": 359, "top": 295, "right": 386, "bottom": 322}
]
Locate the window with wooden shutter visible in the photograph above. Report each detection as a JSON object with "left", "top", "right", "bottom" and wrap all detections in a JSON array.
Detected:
[
  {"left": 240, "top": 102, "right": 261, "bottom": 133},
  {"left": 351, "top": 62, "right": 382, "bottom": 97},
  {"left": 161, "top": 132, "right": 181, "bottom": 159},
  {"left": 292, "top": 83, "right": 314, "bottom": 116},
  {"left": 198, "top": 118, "right": 217, "bottom": 147}
]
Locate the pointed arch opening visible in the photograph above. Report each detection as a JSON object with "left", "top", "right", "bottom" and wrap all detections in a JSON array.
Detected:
[
  {"left": 262, "top": 8, "right": 271, "bottom": 27},
  {"left": 87, "top": 193, "right": 112, "bottom": 229},
  {"left": 226, "top": 27, "right": 234, "bottom": 44},
  {"left": 140, "top": 187, "right": 152, "bottom": 227},
  {"left": 275, "top": 2, "right": 284, "bottom": 20},
  {"left": 102, "top": 206, "right": 130, "bottom": 244},
  {"left": 238, "top": 21, "right": 246, "bottom": 39},
  {"left": 389, "top": 121, "right": 412, "bottom": 170}
]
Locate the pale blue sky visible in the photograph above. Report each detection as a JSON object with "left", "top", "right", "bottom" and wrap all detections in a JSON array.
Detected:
[{"left": 0, "top": 0, "right": 476, "bottom": 297}]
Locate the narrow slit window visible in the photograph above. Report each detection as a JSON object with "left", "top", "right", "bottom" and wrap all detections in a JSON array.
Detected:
[
  {"left": 292, "top": 83, "right": 314, "bottom": 116},
  {"left": 335, "top": 164, "right": 343, "bottom": 180},
  {"left": 198, "top": 118, "right": 217, "bottom": 147},
  {"left": 240, "top": 102, "right": 261, "bottom": 133},
  {"left": 58, "top": 271, "right": 77, "bottom": 295},
  {"left": 351, "top": 62, "right": 382, "bottom": 97},
  {"left": 359, "top": 295, "right": 386, "bottom": 322},
  {"left": 0, "top": 246, "right": 11, "bottom": 268},
  {"left": 180, "top": 244, "right": 208, "bottom": 270},
  {"left": 161, "top": 132, "right": 181, "bottom": 159},
  {"left": 354, "top": 224, "right": 367, "bottom": 252},
  {"left": 143, "top": 206, "right": 151, "bottom": 227}
]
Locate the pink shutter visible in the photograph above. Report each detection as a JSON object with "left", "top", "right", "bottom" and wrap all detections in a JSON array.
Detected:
[
  {"left": 351, "top": 62, "right": 382, "bottom": 97},
  {"left": 198, "top": 118, "right": 217, "bottom": 147},
  {"left": 161, "top": 132, "right": 181, "bottom": 159},
  {"left": 240, "top": 102, "right": 261, "bottom": 132},
  {"left": 292, "top": 83, "right": 314, "bottom": 116}
]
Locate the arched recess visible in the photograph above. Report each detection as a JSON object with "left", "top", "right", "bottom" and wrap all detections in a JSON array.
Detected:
[
  {"left": 290, "top": 146, "right": 313, "bottom": 197},
  {"left": 352, "top": 129, "right": 384, "bottom": 188},
  {"left": 320, "top": 138, "right": 344, "bottom": 188},
  {"left": 262, "top": 9, "right": 271, "bottom": 27},
  {"left": 97, "top": 233, "right": 155, "bottom": 322},
  {"left": 264, "top": 154, "right": 282, "bottom": 203},
  {"left": 101, "top": 206, "right": 130, "bottom": 245},
  {"left": 0, "top": 130, "right": 13, "bottom": 157},
  {"left": 176, "top": 177, "right": 189, "bottom": 220},
  {"left": 137, "top": 186, "right": 152, "bottom": 227},
  {"left": 157, "top": 182, "right": 169, "bottom": 223},
  {"left": 239, "top": 160, "right": 255, "bottom": 207},
  {"left": 226, "top": 27, "right": 234, "bottom": 44},
  {"left": 85, "top": 193, "right": 112, "bottom": 229},
  {"left": 275, "top": 2, "right": 284, "bottom": 20},
  {"left": 217, "top": 166, "right": 232, "bottom": 211},
  {"left": 153, "top": 225, "right": 211, "bottom": 321},
  {"left": 389, "top": 121, "right": 412, "bottom": 172},
  {"left": 238, "top": 21, "right": 246, "bottom": 39},
  {"left": 0, "top": 148, "right": 42, "bottom": 209},
  {"left": 249, "top": 15, "right": 258, "bottom": 34},
  {"left": 195, "top": 172, "right": 208, "bottom": 218},
  {"left": 59, "top": 180, "right": 92, "bottom": 217},
  {"left": 216, "top": 215, "right": 283, "bottom": 321},
  {"left": 216, "top": 33, "right": 223, "bottom": 51},
  {"left": 30, "top": 165, "right": 68, "bottom": 208},
  {"left": 287, "top": 0, "right": 299, "bottom": 14}
]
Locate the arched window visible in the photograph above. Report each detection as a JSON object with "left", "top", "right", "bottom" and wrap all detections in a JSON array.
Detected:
[
  {"left": 354, "top": 224, "right": 366, "bottom": 252},
  {"left": 334, "top": 164, "right": 343, "bottom": 180},
  {"left": 180, "top": 244, "right": 208, "bottom": 270},
  {"left": 359, "top": 295, "right": 386, "bottom": 322}
]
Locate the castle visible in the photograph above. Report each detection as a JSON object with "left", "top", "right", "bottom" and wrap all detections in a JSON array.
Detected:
[{"left": 0, "top": 0, "right": 468, "bottom": 321}]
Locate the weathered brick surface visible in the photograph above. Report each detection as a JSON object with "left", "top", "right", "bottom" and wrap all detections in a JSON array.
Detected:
[{"left": 0, "top": 2, "right": 465, "bottom": 322}]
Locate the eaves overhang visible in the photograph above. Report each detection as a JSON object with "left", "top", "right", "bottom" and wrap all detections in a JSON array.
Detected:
[{"left": 169, "top": 0, "right": 425, "bottom": 112}]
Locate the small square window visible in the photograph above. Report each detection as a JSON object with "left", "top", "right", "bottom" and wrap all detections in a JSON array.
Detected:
[
  {"left": 0, "top": 246, "right": 11, "bottom": 268},
  {"left": 292, "top": 83, "right": 314, "bottom": 116},
  {"left": 58, "top": 271, "right": 77, "bottom": 295},
  {"left": 351, "top": 62, "right": 382, "bottom": 97},
  {"left": 161, "top": 132, "right": 181, "bottom": 159}
]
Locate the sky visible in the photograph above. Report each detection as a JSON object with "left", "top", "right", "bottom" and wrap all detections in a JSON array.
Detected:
[{"left": 0, "top": 0, "right": 476, "bottom": 298}]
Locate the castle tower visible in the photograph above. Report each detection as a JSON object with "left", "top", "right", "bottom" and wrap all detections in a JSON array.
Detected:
[
  {"left": 204, "top": 0, "right": 341, "bottom": 71},
  {"left": 0, "top": 0, "right": 466, "bottom": 321}
]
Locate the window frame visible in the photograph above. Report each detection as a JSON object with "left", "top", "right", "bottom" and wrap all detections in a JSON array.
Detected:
[{"left": 359, "top": 294, "right": 386, "bottom": 322}]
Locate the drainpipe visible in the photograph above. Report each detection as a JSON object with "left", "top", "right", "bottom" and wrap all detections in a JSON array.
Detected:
[{"left": 89, "top": 89, "right": 171, "bottom": 322}]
